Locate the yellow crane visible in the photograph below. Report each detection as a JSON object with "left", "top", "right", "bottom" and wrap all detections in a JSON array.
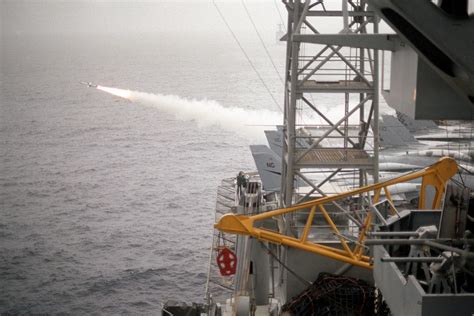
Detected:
[{"left": 214, "top": 158, "right": 458, "bottom": 269}]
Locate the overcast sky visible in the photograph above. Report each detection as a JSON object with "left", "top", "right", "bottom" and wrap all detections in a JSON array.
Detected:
[
  {"left": 1, "top": 1, "right": 285, "bottom": 35},
  {"left": 2, "top": 0, "right": 473, "bottom": 36}
]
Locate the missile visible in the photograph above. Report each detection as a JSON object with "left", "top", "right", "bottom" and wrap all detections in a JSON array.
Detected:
[{"left": 79, "top": 81, "right": 97, "bottom": 88}]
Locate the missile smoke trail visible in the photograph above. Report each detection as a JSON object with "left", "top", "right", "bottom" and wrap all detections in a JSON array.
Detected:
[
  {"left": 96, "top": 86, "right": 282, "bottom": 141},
  {"left": 97, "top": 86, "right": 132, "bottom": 99}
]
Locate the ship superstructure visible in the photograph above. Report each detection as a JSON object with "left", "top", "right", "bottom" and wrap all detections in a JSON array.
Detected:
[{"left": 162, "top": 1, "right": 474, "bottom": 315}]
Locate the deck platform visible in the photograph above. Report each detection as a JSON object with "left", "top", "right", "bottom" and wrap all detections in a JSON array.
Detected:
[
  {"left": 298, "top": 80, "right": 372, "bottom": 93},
  {"left": 295, "top": 148, "right": 374, "bottom": 168}
]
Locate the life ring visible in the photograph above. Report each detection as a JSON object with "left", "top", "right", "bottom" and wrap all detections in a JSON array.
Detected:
[{"left": 216, "top": 247, "right": 237, "bottom": 276}]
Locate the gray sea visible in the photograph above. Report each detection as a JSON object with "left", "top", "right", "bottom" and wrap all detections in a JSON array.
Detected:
[{"left": 1, "top": 1, "right": 285, "bottom": 314}]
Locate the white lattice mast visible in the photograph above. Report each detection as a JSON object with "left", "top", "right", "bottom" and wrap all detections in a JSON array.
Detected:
[{"left": 281, "top": 0, "right": 380, "bottom": 210}]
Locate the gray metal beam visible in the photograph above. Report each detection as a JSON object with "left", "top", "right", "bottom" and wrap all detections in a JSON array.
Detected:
[
  {"left": 368, "top": 0, "right": 474, "bottom": 106},
  {"left": 294, "top": 0, "right": 310, "bottom": 35},
  {"left": 380, "top": 257, "right": 444, "bottom": 263},
  {"left": 293, "top": 34, "right": 400, "bottom": 51},
  {"left": 372, "top": 19, "right": 380, "bottom": 183},
  {"left": 306, "top": 10, "right": 374, "bottom": 17}
]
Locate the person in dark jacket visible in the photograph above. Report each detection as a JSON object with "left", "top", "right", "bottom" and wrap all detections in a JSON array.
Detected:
[{"left": 236, "top": 171, "right": 247, "bottom": 196}]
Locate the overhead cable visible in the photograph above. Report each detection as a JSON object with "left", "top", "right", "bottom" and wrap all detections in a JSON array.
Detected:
[
  {"left": 261, "top": 242, "right": 311, "bottom": 287},
  {"left": 274, "top": 0, "right": 286, "bottom": 28},
  {"left": 241, "top": 0, "right": 284, "bottom": 85},
  {"left": 212, "top": 0, "right": 283, "bottom": 112}
]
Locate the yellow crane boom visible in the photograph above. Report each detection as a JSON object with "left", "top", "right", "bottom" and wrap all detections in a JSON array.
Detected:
[{"left": 214, "top": 158, "right": 458, "bottom": 269}]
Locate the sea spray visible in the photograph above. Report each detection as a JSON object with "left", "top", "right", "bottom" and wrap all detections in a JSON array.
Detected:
[{"left": 97, "top": 86, "right": 282, "bottom": 141}]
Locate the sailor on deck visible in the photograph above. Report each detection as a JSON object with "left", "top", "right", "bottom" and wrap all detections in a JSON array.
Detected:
[{"left": 236, "top": 171, "right": 247, "bottom": 197}]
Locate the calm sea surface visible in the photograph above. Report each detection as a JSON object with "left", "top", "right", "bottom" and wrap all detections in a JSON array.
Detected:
[{"left": 1, "top": 1, "right": 285, "bottom": 314}]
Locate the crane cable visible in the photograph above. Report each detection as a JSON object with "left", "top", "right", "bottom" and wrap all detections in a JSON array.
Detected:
[
  {"left": 212, "top": 0, "right": 283, "bottom": 113},
  {"left": 241, "top": 0, "right": 284, "bottom": 85},
  {"left": 261, "top": 242, "right": 311, "bottom": 287}
]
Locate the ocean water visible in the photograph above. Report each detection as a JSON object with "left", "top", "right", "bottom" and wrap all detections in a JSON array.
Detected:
[{"left": 1, "top": 1, "right": 285, "bottom": 314}]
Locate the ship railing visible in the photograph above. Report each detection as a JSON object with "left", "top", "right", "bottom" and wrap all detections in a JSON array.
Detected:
[
  {"left": 205, "top": 173, "right": 274, "bottom": 307},
  {"left": 205, "top": 177, "right": 238, "bottom": 307}
]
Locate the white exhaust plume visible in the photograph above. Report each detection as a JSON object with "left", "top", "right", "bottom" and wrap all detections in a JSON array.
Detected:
[{"left": 97, "top": 86, "right": 282, "bottom": 141}]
